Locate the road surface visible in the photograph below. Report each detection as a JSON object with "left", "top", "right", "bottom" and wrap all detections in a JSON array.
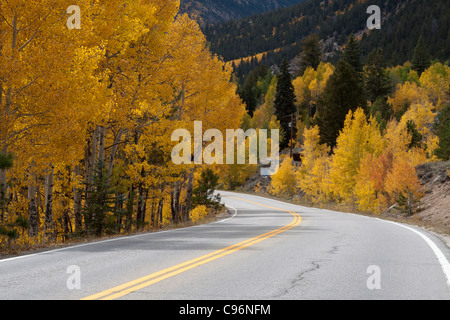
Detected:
[{"left": 0, "top": 191, "right": 449, "bottom": 300}]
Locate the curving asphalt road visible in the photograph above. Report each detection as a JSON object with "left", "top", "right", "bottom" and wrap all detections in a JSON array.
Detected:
[{"left": 0, "top": 191, "right": 449, "bottom": 300}]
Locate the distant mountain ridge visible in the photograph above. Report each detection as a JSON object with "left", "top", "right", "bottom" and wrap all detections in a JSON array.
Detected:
[
  {"left": 179, "top": 0, "right": 307, "bottom": 25},
  {"left": 202, "top": 0, "right": 450, "bottom": 81}
]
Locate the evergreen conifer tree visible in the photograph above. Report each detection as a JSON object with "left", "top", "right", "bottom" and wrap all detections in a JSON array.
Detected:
[
  {"left": 297, "top": 34, "right": 322, "bottom": 76},
  {"left": 316, "top": 59, "right": 366, "bottom": 150},
  {"left": 411, "top": 36, "right": 432, "bottom": 76},
  {"left": 433, "top": 104, "right": 450, "bottom": 160},
  {"left": 274, "top": 59, "right": 297, "bottom": 150},
  {"left": 83, "top": 161, "right": 117, "bottom": 236},
  {"left": 0, "top": 153, "right": 13, "bottom": 170},
  {"left": 192, "top": 168, "right": 221, "bottom": 209},
  {"left": 364, "top": 48, "right": 392, "bottom": 103},
  {"left": 343, "top": 34, "right": 363, "bottom": 74}
]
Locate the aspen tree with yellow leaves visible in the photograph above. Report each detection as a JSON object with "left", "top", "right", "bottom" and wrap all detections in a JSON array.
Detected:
[
  {"left": 0, "top": 0, "right": 246, "bottom": 251},
  {"left": 329, "top": 108, "right": 384, "bottom": 203},
  {"left": 297, "top": 126, "right": 331, "bottom": 203},
  {"left": 269, "top": 157, "right": 297, "bottom": 200}
]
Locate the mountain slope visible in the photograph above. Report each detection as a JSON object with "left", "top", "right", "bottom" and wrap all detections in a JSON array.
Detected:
[
  {"left": 179, "top": 0, "right": 307, "bottom": 25},
  {"left": 202, "top": 0, "right": 450, "bottom": 81}
]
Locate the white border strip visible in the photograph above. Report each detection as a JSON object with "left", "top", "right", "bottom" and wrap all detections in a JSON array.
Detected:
[
  {"left": 379, "top": 219, "right": 450, "bottom": 288},
  {"left": 214, "top": 205, "right": 238, "bottom": 223}
]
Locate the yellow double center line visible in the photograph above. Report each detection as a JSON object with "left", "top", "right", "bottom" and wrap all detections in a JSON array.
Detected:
[{"left": 82, "top": 196, "right": 302, "bottom": 300}]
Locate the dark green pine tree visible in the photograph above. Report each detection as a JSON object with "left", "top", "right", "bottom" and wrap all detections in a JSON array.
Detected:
[
  {"left": 0, "top": 152, "right": 13, "bottom": 223},
  {"left": 342, "top": 34, "right": 363, "bottom": 74},
  {"left": 240, "top": 64, "right": 269, "bottom": 117},
  {"left": 192, "top": 168, "right": 221, "bottom": 210},
  {"left": 433, "top": 104, "right": 450, "bottom": 161},
  {"left": 83, "top": 161, "right": 117, "bottom": 236},
  {"left": 411, "top": 36, "right": 432, "bottom": 76},
  {"left": 274, "top": 59, "right": 297, "bottom": 150},
  {"left": 406, "top": 120, "right": 423, "bottom": 150},
  {"left": 364, "top": 48, "right": 392, "bottom": 104},
  {"left": 316, "top": 59, "right": 366, "bottom": 150},
  {"left": 297, "top": 34, "right": 322, "bottom": 76},
  {"left": 0, "top": 152, "right": 14, "bottom": 170}
]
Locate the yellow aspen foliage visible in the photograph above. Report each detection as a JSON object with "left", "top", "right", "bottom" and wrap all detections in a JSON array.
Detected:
[
  {"left": 389, "top": 62, "right": 420, "bottom": 85},
  {"left": 269, "top": 157, "right": 298, "bottom": 199},
  {"left": 383, "top": 118, "right": 428, "bottom": 169},
  {"left": 329, "top": 108, "right": 385, "bottom": 203},
  {"left": 297, "top": 126, "right": 331, "bottom": 203},
  {"left": 162, "top": 200, "right": 173, "bottom": 227},
  {"left": 309, "top": 62, "right": 335, "bottom": 103},
  {"left": 293, "top": 67, "right": 316, "bottom": 106},
  {"left": 387, "top": 81, "right": 429, "bottom": 115},
  {"left": 293, "top": 62, "right": 335, "bottom": 107},
  {"left": 189, "top": 205, "right": 209, "bottom": 223},
  {"left": 399, "top": 100, "right": 439, "bottom": 159},
  {"left": 0, "top": 0, "right": 248, "bottom": 249},
  {"left": 385, "top": 158, "right": 424, "bottom": 215},
  {"left": 383, "top": 120, "right": 412, "bottom": 159},
  {"left": 354, "top": 115, "right": 428, "bottom": 214},
  {"left": 419, "top": 62, "right": 450, "bottom": 110},
  {"left": 354, "top": 152, "right": 392, "bottom": 214}
]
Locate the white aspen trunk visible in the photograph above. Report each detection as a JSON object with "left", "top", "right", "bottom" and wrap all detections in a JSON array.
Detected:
[{"left": 98, "top": 125, "right": 106, "bottom": 163}]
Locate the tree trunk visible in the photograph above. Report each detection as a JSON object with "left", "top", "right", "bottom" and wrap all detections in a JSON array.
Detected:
[
  {"left": 115, "top": 192, "right": 124, "bottom": 233},
  {"left": 98, "top": 125, "right": 106, "bottom": 163},
  {"left": 28, "top": 177, "right": 38, "bottom": 237},
  {"left": 171, "top": 181, "right": 180, "bottom": 223},
  {"left": 136, "top": 184, "right": 144, "bottom": 230},
  {"left": 141, "top": 189, "right": 148, "bottom": 228},
  {"left": 125, "top": 185, "right": 134, "bottom": 233},
  {"left": 108, "top": 128, "right": 125, "bottom": 183},
  {"left": 408, "top": 190, "right": 413, "bottom": 216},
  {"left": 184, "top": 168, "right": 194, "bottom": 220},
  {"left": 84, "top": 127, "right": 99, "bottom": 232},
  {"left": 0, "top": 145, "right": 8, "bottom": 223},
  {"left": 62, "top": 207, "right": 72, "bottom": 241},
  {"left": 44, "top": 165, "right": 54, "bottom": 237},
  {"left": 85, "top": 126, "right": 99, "bottom": 192},
  {"left": 157, "top": 198, "right": 164, "bottom": 229},
  {"left": 73, "top": 165, "right": 83, "bottom": 233},
  {"left": 150, "top": 196, "right": 156, "bottom": 228},
  {"left": 0, "top": 167, "right": 6, "bottom": 224}
]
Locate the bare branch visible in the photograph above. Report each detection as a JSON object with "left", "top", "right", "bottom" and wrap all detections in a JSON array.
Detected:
[{"left": 18, "top": 9, "right": 54, "bottom": 52}]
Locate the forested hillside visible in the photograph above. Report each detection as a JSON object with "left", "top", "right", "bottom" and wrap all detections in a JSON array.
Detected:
[
  {"left": 241, "top": 31, "right": 449, "bottom": 222},
  {"left": 179, "top": 0, "right": 306, "bottom": 25},
  {"left": 203, "top": 0, "right": 450, "bottom": 82}
]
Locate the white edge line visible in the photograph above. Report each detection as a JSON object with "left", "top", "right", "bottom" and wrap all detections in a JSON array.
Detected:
[
  {"left": 378, "top": 218, "right": 450, "bottom": 288},
  {"left": 215, "top": 205, "right": 238, "bottom": 224}
]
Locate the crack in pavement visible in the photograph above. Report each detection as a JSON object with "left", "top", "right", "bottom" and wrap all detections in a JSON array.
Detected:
[
  {"left": 272, "top": 262, "right": 321, "bottom": 298},
  {"left": 328, "top": 246, "right": 340, "bottom": 255}
]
